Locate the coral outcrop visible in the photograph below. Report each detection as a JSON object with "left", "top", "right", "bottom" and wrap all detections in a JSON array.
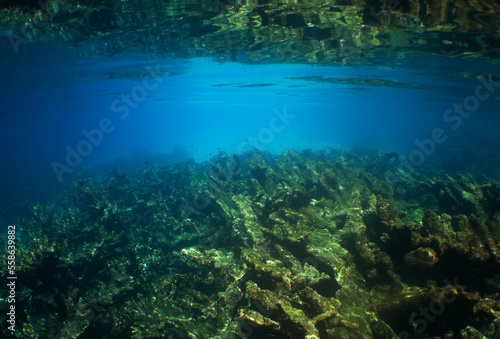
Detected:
[{"left": 1, "top": 149, "right": 499, "bottom": 338}]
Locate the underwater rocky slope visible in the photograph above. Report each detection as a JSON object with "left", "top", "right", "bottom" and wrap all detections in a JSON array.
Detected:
[{"left": 1, "top": 149, "right": 500, "bottom": 338}]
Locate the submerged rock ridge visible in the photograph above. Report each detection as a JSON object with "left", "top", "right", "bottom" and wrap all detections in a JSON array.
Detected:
[
  {"left": 1, "top": 149, "right": 500, "bottom": 338},
  {"left": 0, "top": 0, "right": 499, "bottom": 62}
]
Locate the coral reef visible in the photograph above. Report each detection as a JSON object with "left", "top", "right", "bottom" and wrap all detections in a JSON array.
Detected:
[{"left": 1, "top": 149, "right": 500, "bottom": 338}]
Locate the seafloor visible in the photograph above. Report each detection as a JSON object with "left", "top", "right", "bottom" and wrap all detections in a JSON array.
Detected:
[{"left": 1, "top": 149, "right": 500, "bottom": 338}]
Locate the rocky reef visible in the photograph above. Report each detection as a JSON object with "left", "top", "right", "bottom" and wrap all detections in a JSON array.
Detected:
[{"left": 1, "top": 149, "right": 500, "bottom": 338}]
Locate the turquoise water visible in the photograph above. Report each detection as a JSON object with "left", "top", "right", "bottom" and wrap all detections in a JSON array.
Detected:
[
  {"left": 1, "top": 29, "right": 500, "bottom": 339},
  {"left": 1, "top": 45, "right": 499, "bottom": 197}
]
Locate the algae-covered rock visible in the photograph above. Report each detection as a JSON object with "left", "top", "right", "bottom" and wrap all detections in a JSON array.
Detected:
[
  {"left": 3, "top": 149, "right": 500, "bottom": 338},
  {"left": 403, "top": 247, "right": 438, "bottom": 268}
]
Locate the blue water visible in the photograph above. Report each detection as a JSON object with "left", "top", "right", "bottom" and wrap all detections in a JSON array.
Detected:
[{"left": 1, "top": 42, "right": 500, "bottom": 224}]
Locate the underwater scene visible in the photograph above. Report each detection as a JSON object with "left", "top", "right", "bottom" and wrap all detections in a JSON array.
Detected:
[{"left": 1, "top": 0, "right": 500, "bottom": 338}]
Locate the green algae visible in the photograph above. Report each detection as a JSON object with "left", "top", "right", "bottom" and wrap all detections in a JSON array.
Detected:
[{"left": 1, "top": 149, "right": 500, "bottom": 338}]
